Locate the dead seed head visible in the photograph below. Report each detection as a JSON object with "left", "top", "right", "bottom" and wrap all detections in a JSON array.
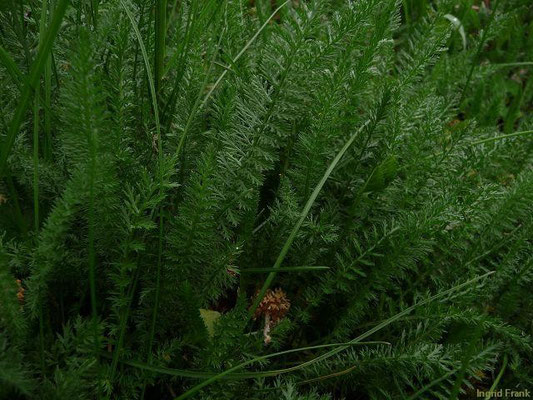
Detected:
[
  {"left": 254, "top": 288, "right": 290, "bottom": 323},
  {"left": 16, "top": 279, "right": 25, "bottom": 304}
]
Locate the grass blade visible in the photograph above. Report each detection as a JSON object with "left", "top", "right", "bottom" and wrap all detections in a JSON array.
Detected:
[
  {"left": 90, "top": 0, "right": 98, "bottom": 28},
  {"left": 248, "top": 121, "right": 370, "bottom": 319},
  {"left": 172, "top": 1, "right": 288, "bottom": 162},
  {"left": 33, "top": 0, "right": 49, "bottom": 230},
  {"left": 43, "top": 0, "right": 53, "bottom": 160},
  {"left": 34, "top": 0, "right": 51, "bottom": 378},
  {"left": 407, "top": 345, "right": 502, "bottom": 400},
  {"left": 0, "top": 0, "right": 69, "bottom": 177},
  {"left": 177, "top": 271, "right": 494, "bottom": 399},
  {"left": 0, "top": 45, "right": 24, "bottom": 88},
  {"left": 241, "top": 266, "right": 330, "bottom": 273},
  {"left": 33, "top": 71, "right": 44, "bottom": 376},
  {"left": 486, "top": 355, "right": 508, "bottom": 400},
  {"left": 108, "top": 342, "right": 387, "bottom": 381},
  {"left": 471, "top": 130, "right": 533, "bottom": 145},
  {"left": 88, "top": 96, "right": 98, "bottom": 334},
  {"left": 486, "top": 62, "right": 533, "bottom": 68},
  {"left": 155, "top": 0, "right": 167, "bottom": 96},
  {"left": 296, "top": 365, "right": 358, "bottom": 385},
  {"left": 459, "top": 0, "right": 500, "bottom": 105},
  {"left": 407, "top": 370, "right": 456, "bottom": 400},
  {"left": 120, "top": 0, "right": 161, "bottom": 140},
  {"left": 0, "top": 44, "right": 54, "bottom": 118},
  {"left": 120, "top": 2, "right": 165, "bottom": 398},
  {"left": 198, "top": 0, "right": 290, "bottom": 112}
]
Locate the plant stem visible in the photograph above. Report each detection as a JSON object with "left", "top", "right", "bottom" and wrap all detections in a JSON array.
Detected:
[
  {"left": 155, "top": 0, "right": 167, "bottom": 97},
  {"left": 120, "top": 2, "right": 165, "bottom": 398},
  {"left": 486, "top": 355, "right": 508, "bottom": 400},
  {"left": 241, "top": 266, "right": 329, "bottom": 273},
  {"left": 32, "top": 92, "right": 40, "bottom": 230},
  {"left": 402, "top": 0, "right": 410, "bottom": 25},
  {"left": 88, "top": 116, "right": 97, "bottom": 321},
  {"left": 459, "top": 0, "right": 500, "bottom": 106},
  {"left": 471, "top": 130, "right": 533, "bottom": 145},
  {"left": 0, "top": 0, "right": 69, "bottom": 177},
  {"left": 44, "top": 2, "right": 53, "bottom": 160},
  {"left": 89, "top": 0, "right": 98, "bottom": 29}
]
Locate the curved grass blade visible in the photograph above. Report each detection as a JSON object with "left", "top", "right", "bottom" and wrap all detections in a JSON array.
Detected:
[
  {"left": 120, "top": 0, "right": 161, "bottom": 141},
  {"left": 407, "top": 344, "right": 501, "bottom": 400},
  {"left": 471, "top": 130, "right": 533, "bottom": 145},
  {"left": 0, "top": 45, "right": 24, "bottom": 88},
  {"left": 486, "top": 355, "right": 508, "bottom": 400},
  {"left": 407, "top": 370, "right": 456, "bottom": 400},
  {"left": 427, "top": 129, "right": 533, "bottom": 160},
  {"left": 241, "top": 266, "right": 329, "bottom": 273},
  {"left": 33, "top": 88, "right": 44, "bottom": 376},
  {"left": 109, "top": 342, "right": 388, "bottom": 381},
  {"left": 296, "top": 365, "right": 358, "bottom": 385},
  {"left": 154, "top": 0, "right": 167, "bottom": 96},
  {"left": 0, "top": 45, "right": 54, "bottom": 117},
  {"left": 173, "top": 0, "right": 289, "bottom": 161},
  {"left": 0, "top": 0, "right": 69, "bottom": 177},
  {"left": 33, "top": 0, "right": 51, "bottom": 376},
  {"left": 161, "top": 0, "right": 218, "bottom": 125},
  {"left": 459, "top": 0, "right": 500, "bottom": 105},
  {"left": 43, "top": 0, "right": 53, "bottom": 161},
  {"left": 174, "top": 22, "right": 225, "bottom": 160},
  {"left": 116, "top": 2, "right": 165, "bottom": 395},
  {"left": 248, "top": 121, "right": 370, "bottom": 319},
  {"left": 486, "top": 62, "right": 533, "bottom": 68},
  {"left": 197, "top": 0, "right": 290, "bottom": 112},
  {"left": 178, "top": 271, "right": 494, "bottom": 399},
  {"left": 107, "top": 267, "right": 141, "bottom": 384}
]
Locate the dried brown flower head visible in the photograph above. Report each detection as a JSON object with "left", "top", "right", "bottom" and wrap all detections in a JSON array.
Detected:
[
  {"left": 253, "top": 288, "right": 290, "bottom": 344},
  {"left": 0, "top": 194, "right": 7, "bottom": 205},
  {"left": 16, "top": 279, "right": 25, "bottom": 304}
]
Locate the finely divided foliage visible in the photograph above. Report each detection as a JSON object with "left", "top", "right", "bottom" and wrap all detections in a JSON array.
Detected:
[{"left": 0, "top": 0, "right": 532, "bottom": 399}]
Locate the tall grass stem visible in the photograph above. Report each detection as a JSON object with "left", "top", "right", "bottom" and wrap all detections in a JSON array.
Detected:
[
  {"left": 248, "top": 121, "right": 369, "bottom": 320},
  {"left": 0, "top": 0, "right": 69, "bottom": 176}
]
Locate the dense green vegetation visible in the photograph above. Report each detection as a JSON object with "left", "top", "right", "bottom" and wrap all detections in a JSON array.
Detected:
[{"left": 0, "top": 0, "right": 532, "bottom": 398}]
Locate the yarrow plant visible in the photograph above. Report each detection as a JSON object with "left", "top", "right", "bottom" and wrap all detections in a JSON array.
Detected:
[{"left": 0, "top": 0, "right": 532, "bottom": 399}]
